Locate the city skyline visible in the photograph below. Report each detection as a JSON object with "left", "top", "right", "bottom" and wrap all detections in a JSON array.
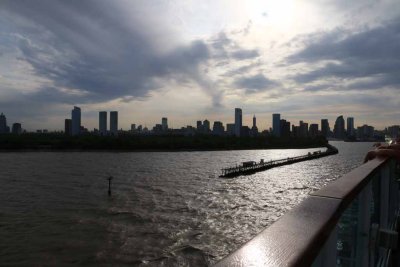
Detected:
[
  {"left": 0, "top": 107, "right": 397, "bottom": 133},
  {"left": 1, "top": 1, "right": 400, "bottom": 130}
]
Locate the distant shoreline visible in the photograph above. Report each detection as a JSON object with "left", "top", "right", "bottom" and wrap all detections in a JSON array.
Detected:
[
  {"left": 0, "top": 134, "right": 328, "bottom": 152},
  {"left": 0, "top": 145, "right": 327, "bottom": 153}
]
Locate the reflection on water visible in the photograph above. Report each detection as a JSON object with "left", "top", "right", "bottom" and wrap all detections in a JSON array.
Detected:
[{"left": 0, "top": 141, "right": 374, "bottom": 266}]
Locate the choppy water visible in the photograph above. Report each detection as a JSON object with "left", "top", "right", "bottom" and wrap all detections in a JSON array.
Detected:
[{"left": 0, "top": 141, "right": 374, "bottom": 266}]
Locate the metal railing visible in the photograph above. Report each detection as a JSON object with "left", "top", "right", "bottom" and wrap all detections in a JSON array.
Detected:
[{"left": 214, "top": 158, "right": 400, "bottom": 267}]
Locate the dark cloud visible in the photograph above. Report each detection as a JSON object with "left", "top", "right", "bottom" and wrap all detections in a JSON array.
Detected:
[
  {"left": 287, "top": 18, "right": 400, "bottom": 91},
  {"left": 0, "top": 0, "right": 221, "bottom": 105},
  {"left": 231, "top": 49, "right": 259, "bottom": 60},
  {"left": 234, "top": 74, "right": 279, "bottom": 93},
  {"left": 208, "top": 31, "right": 261, "bottom": 61}
]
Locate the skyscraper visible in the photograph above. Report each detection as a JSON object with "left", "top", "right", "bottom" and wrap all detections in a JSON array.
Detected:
[
  {"left": 99, "top": 111, "right": 107, "bottom": 135},
  {"left": 64, "top": 119, "right": 72, "bottom": 136},
  {"left": 272, "top": 113, "right": 281, "bottom": 137},
  {"left": 162, "top": 117, "right": 168, "bottom": 132},
  {"left": 203, "top": 119, "right": 210, "bottom": 133},
  {"left": 0, "top": 113, "right": 7, "bottom": 134},
  {"left": 71, "top": 106, "right": 81, "bottom": 136},
  {"left": 309, "top": 124, "right": 319, "bottom": 137},
  {"left": 251, "top": 115, "right": 259, "bottom": 136},
  {"left": 235, "top": 108, "right": 242, "bottom": 137},
  {"left": 321, "top": 119, "right": 330, "bottom": 138},
  {"left": 110, "top": 111, "right": 118, "bottom": 136},
  {"left": 334, "top": 115, "right": 345, "bottom": 139},
  {"left": 347, "top": 117, "right": 355, "bottom": 137}
]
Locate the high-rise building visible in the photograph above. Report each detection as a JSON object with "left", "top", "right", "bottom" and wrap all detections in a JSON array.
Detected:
[
  {"left": 226, "top": 123, "right": 235, "bottom": 136},
  {"left": 235, "top": 108, "right": 242, "bottom": 137},
  {"left": 321, "top": 119, "right": 330, "bottom": 138},
  {"left": 280, "top": 119, "right": 290, "bottom": 137},
  {"left": 347, "top": 117, "right": 355, "bottom": 137},
  {"left": 203, "top": 119, "right": 210, "bottom": 133},
  {"left": 0, "top": 113, "right": 7, "bottom": 134},
  {"left": 333, "top": 115, "right": 345, "bottom": 139},
  {"left": 12, "top": 123, "right": 22, "bottom": 135},
  {"left": 71, "top": 106, "right": 81, "bottom": 136},
  {"left": 196, "top": 120, "right": 203, "bottom": 133},
  {"left": 309, "top": 124, "right": 319, "bottom": 137},
  {"left": 110, "top": 111, "right": 118, "bottom": 136},
  {"left": 299, "top": 121, "right": 308, "bottom": 137},
  {"left": 272, "top": 113, "right": 281, "bottom": 137},
  {"left": 212, "top": 121, "right": 224, "bottom": 136},
  {"left": 64, "top": 119, "right": 72, "bottom": 136},
  {"left": 251, "top": 115, "right": 259, "bottom": 136},
  {"left": 99, "top": 111, "right": 107, "bottom": 136},
  {"left": 162, "top": 117, "right": 168, "bottom": 132},
  {"left": 131, "top": 124, "right": 136, "bottom": 132},
  {"left": 357, "top": 124, "right": 374, "bottom": 140}
]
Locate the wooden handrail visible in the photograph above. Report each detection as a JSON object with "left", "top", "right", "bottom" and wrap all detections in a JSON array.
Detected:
[{"left": 214, "top": 157, "right": 390, "bottom": 267}]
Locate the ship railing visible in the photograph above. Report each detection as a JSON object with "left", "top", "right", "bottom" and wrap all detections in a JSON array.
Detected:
[{"left": 215, "top": 157, "right": 400, "bottom": 266}]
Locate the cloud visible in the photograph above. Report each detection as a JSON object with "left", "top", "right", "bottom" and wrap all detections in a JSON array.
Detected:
[
  {"left": 234, "top": 74, "right": 279, "bottom": 93},
  {"left": 231, "top": 49, "right": 259, "bottom": 60},
  {"left": 286, "top": 17, "right": 400, "bottom": 91},
  {"left": 0, "top": 0, "right": 222, "bottom": 106}
]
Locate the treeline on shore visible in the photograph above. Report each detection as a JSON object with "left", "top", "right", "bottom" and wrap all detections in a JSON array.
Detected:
[{"left": 0, "top": 133, "right": 328, "bottom": 151}]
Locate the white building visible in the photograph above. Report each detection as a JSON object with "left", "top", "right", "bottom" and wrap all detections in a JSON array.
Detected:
[
  {"left": 234, "top": 108, "right": 242, "bottom": 137},
  {"left": 71, "top": 106, "right": 81, "bottom": 136}
]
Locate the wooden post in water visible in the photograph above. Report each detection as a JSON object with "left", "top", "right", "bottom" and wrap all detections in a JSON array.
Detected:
[{"left": 108, "top": 176, "right": 113, "bottom": 196}]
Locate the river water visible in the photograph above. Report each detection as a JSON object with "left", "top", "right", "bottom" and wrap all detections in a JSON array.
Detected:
[{"left": 0, "top": 141, "right": 374, "bottom": 266}]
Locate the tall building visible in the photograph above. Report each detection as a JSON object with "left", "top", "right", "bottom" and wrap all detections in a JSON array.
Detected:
[
  {"left": 131, "top": 124, "right": 136, "bottom": 132},
  {"left": 196, "top": 120, "right": 203, "bottom": 133},
  {"left": 333, "top": 115, "right": 345, "bottom": 139},
  {"left": 251, "top": 115, "right": 259, "bottom": 136},
  {"left": 226, "top": 123, "right": 235, "bottom": 136},
  {"left": 272, "top": 113, "right": 281, "bottom": 137},
  {"left": 110, "top": 111, "right": 118, "bottom": 136},
  {"left": 309, "top": 124, "right": 319, "bottom": 137},
  {"left": 299, "top": 121, "right": 308, "bottom": 137},
  {"left": 99, "top": 111, "right": 107, "bottom": 136},
  {"left": 64, "top": 119, "right": 72, "bottom": 136},
  {"left": 235, "top": 108, "right": 242, "bottom": 137},
  {"left": 162, "top": 117, "right": 168, "bottom": 132},
  {"left": 0, "top": 113, "right": 7, "bottom": 134},
  {"left": 212, "top": 121, "right": 224, "bottom": 136},
  {"left": 280, "top": 119, "right": 290, "bottom": 137},
  {"left": 12, "top": 123, "right": 22, "bottom": 135},
  {"left": 321, "top": 119, "right": 330, "bottom": 138},
  {"left": 357, "top": 124, "right": 374, "bottom": 140},
  {"left": 203, "top": 119, "right": 210, "bottom": 133},
  {"left": 347, "top": 117, "right": 355, "bottom": 137},
  {"left": 71, "top": 106, "right": 81, "bottom": 136}
]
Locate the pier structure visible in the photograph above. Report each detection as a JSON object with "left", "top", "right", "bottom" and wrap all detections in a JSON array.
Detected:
[{"left": 220, "top": 144, "right": 338, "bottom": 178}]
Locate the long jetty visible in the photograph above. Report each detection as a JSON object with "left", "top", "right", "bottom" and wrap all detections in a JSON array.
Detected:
[{"left": 220, "top": 144, "right": 338, "bottom": 178}]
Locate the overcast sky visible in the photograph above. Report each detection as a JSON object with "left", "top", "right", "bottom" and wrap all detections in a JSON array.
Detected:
[{"left": 1, "top": 0, "right": 400, "bottom": 131}]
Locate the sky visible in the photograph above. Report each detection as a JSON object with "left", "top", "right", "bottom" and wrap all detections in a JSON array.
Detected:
[{"left": 1, "top": 0, "right": 400, "bottom": 131}]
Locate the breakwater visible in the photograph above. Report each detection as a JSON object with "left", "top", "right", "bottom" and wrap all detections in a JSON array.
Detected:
[{"left": 220, "top": 144, "right": 338, "bottom": 178}]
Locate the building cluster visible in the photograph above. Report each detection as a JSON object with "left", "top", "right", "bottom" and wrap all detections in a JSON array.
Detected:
[
  {"left": 2, "top": 107, "right": 399, "bottom": 141},
  {"left": 64, "top": 107, "right": 119, "bottom": 136},
  {"left": 0, "top": 113, "right": 22, "bottom": 135}
]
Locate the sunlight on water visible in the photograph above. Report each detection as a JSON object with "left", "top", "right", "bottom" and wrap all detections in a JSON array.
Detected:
[{"left": 0, "top": 141, "right": 374, "bottom": 266}]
